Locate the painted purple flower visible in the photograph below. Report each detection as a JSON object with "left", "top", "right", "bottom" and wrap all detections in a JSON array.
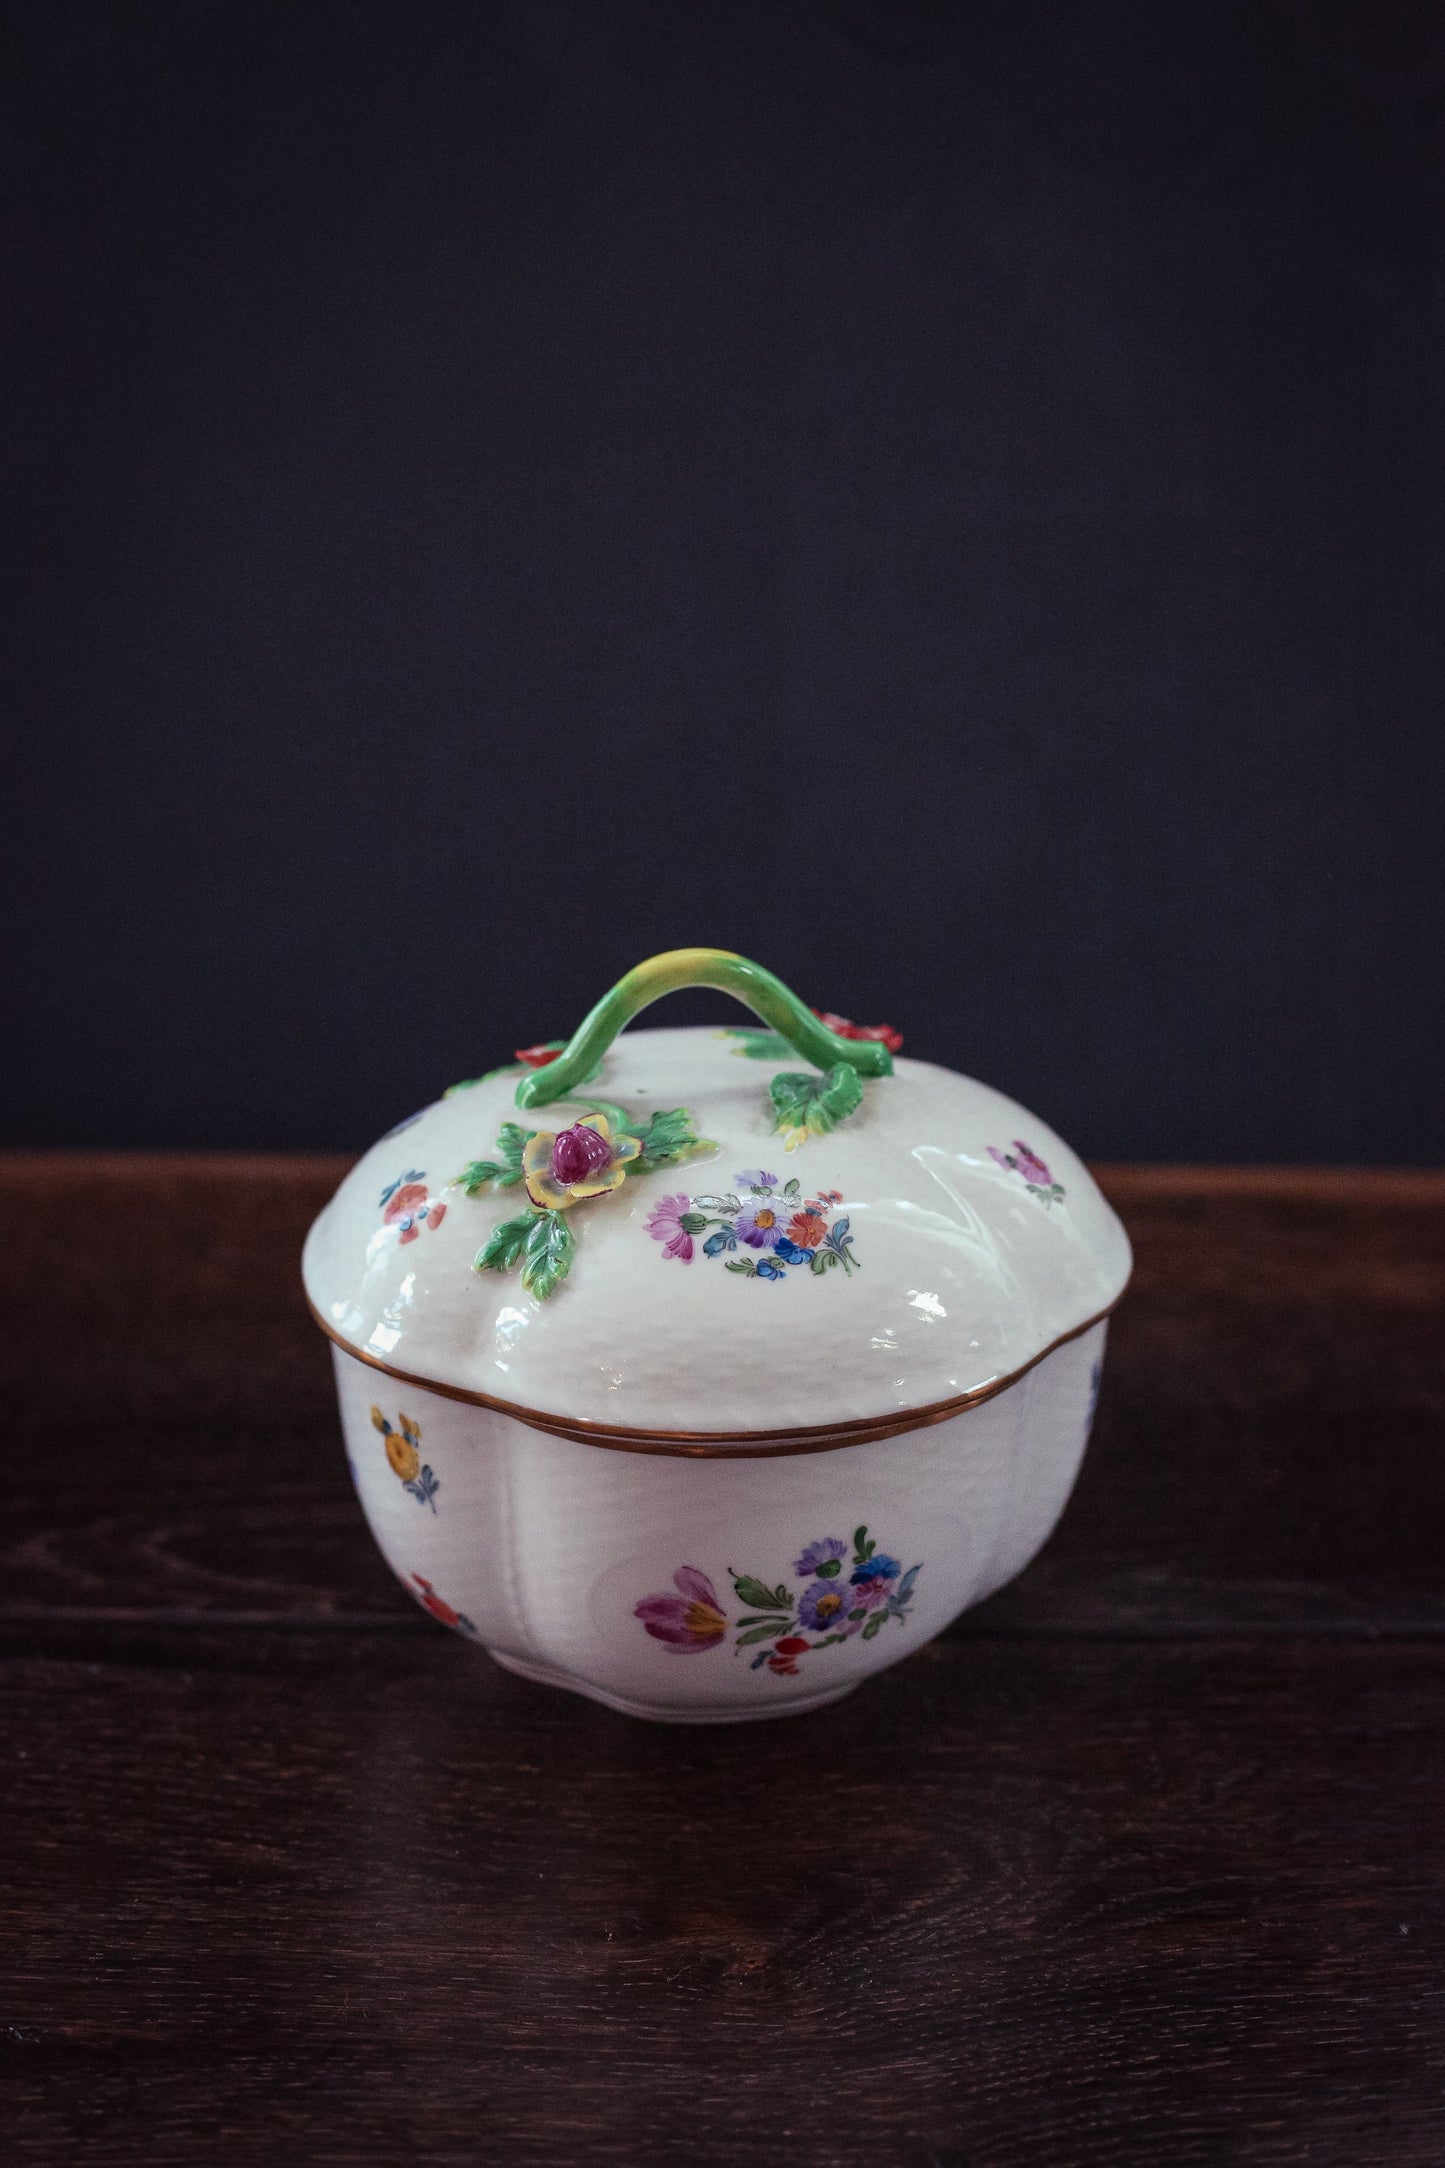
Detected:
[
  {"left": 736, "top": 1169, "right": 777, "bottom": 1191},
  {"left": 794, "top": 1537, "right": 847, "bottom": 1577},
  {"left": 848, "top": 1576, "right": 891, "bottom": 1613},
  {"left": 633, "top": 1566, "right": 727, "bottom": 1652},
  {"left": 851, "top": 1552, "right": 902, "bottom": 1587},
  {"left": 736, "top": 1198, "right": 785, "bottom": 1248},
  {"left": 646, "top": 1193, "right": 697, "bottom": 1262},
  {"left": 798, "top": 1580, "right": 851, "bottom": 1633},
  {"left": 990, "top": 1140, "right": 1054, "bottom": 1188}
]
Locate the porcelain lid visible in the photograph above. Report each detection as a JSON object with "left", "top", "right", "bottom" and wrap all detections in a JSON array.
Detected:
[{"left": 302, "top": 952, "right": 1130, "bottom": 1445}]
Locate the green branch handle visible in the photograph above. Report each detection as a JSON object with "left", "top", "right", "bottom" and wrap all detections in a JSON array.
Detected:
[{"left": 514, "top": 948, "right": 894, "bottom": 1111}]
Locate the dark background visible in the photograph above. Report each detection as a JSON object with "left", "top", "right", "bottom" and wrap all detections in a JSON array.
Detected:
[{"left": 6, "top": 0, "right": 1442, "bottom": 1161}]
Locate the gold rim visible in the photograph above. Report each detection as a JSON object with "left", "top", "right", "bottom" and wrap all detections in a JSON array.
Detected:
[{"left": 305, "top": 1292, "right": 1124, "bottom": 1458}]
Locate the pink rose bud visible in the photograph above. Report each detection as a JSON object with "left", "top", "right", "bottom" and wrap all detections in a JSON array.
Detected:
[{"left": 551, "top": 1123, "right": 613, "bottom": 1185}]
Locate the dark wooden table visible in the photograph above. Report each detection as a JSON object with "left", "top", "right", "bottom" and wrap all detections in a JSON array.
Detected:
[{"left": 3, "top": 1158, "right": 1442, "bottom": 2166}]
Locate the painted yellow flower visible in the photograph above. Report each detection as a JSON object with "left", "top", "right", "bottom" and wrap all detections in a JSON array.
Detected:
[
  {"left": 371, "top": 1404, "right": 421, "bottom": 1483},
  {"left": 387, "top": 1431, "right": 420, "bottom": 1482},
  {"left": 522, "top": 1110, "right": 642, "bottom": 1211}
]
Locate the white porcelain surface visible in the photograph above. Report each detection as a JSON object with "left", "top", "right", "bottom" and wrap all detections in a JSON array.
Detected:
[
  {"left": 304, "top": 1025, "right": 1130, "bottom": 1437},
  {"left": 334, "top": 1321, "right": 1106, "bottom": 1722}
]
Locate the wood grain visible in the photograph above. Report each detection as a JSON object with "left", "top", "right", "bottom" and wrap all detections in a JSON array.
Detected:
[
  {"left": 1, "top": 1157, "right": 1442, "bottom": 2165},
  {"left": 4, "top": 1630, "right": 1443, "bottom": 2167}
]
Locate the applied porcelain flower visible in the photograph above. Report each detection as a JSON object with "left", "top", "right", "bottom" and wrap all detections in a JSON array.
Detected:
[
  {"left": 814, "top": 1011, "right": 904, "bottom": 1054},
  {"left": 521, "top": 1111, "right": 642, "bottom": 1211}
]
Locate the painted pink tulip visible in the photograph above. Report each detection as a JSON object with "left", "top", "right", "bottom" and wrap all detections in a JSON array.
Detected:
[
  {"left": 990, "top": 1141, "right": 1053, "bottom": 1188},
  {"left": 633, "top": 1566, "right": 727, "bottom": 1652}
]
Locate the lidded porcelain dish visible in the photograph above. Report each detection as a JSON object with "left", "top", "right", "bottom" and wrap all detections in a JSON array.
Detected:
[{"left": 303, "top": 949, "right": 1131, "bottom": 1722}]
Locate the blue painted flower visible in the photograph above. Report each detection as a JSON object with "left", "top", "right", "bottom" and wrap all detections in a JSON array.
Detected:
[
  {"left": 736, "top": 1199, "right": 785, "bottom": 1249},
  {"left": 756, "top": 1258, "right": 785, "bottom": 1280},
  {"left": 798, "top": 1580, "right": 850, "bottom": 1632},
  {"left": 850, "top": 1553, "right": 902, "bottom": 1586},
  {"left": 736, "top": 1169, "right": 778, "bottom": 1191},
  {"left": 773, "top": 1236, "right": 814, "bottom": 1265},
  {"left": 794, "top": 1537, "right": 848, "bottom": 1577}
]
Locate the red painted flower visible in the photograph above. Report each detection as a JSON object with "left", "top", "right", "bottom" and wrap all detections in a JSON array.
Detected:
[
  {"left": 787, "top": 1209, "right": 827, "bottom": 1250},
  {"left": 382, "top": 1175, "right": 447, "bottom": 1243},
  {"left": 767, "top": 1652, "right": 802, "bottom": 1676},
  {"left": 410, "top": 1575, "right": 478, "bottom": 1638},
  {"left": 775, "top": 1637, "right": 809, "bottom": 1657},
  {"left": 515, "top": 1042, "right": 564, "bottom": 1068},
  {"left": 815, "top": 1010, "right": 903, "bottom": 1054},
  {"left": 412, "top": 1574, "right": 459, "bottom": 1626}
]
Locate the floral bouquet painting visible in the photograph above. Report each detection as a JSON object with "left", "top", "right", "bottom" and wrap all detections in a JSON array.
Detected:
[
  {"left": 645, "top": 1169, "right": 857, "bottom": 1283},
  {"left": 635, "top": 1527, "right": 922, "bottom": 1681},
  {"left": 988, "top": 1140, "right": 1066, "bottom": 1208}
]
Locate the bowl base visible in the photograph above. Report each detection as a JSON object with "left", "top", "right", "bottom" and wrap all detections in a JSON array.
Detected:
[{"left": 485, "top": 1646, "right": 859, "bottom": 1725}]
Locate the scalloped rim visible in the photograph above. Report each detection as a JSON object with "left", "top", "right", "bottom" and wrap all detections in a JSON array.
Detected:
[{"left": 305, "top": 1288, "right": 1125, "bottom": 1458}]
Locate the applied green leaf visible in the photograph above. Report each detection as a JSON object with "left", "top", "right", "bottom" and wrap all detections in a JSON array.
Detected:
[
  {"left": 627, "top": 1105, "right": 713, "bottom": 1174},
  {"left": 457, "top": 1122, "right": 535, "bottom": 1194},
  {"left": 768, "top": 1062, "right": 864, "bottom": 1140},
  {"left": 474, "top": 1210, "right": 537, "bottom": 1273},
  {"left": 521, "top": 1210, "right": 574, "bottom": 1299},
  {"left": 722, "top": 1026, "right": 792, "bottom": 1061}
]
